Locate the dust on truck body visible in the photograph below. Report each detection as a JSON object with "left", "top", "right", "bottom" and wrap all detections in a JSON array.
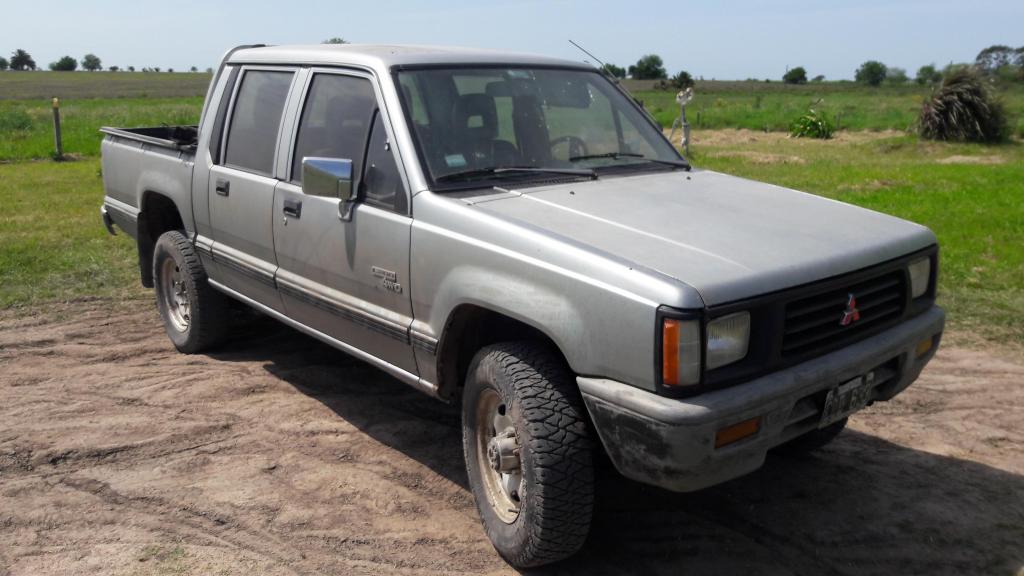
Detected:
[{"left": 100, "top": 43, "right": 945, "bottom": 568}]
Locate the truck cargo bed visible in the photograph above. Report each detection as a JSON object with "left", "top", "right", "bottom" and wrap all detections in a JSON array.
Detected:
[{"left": 99, "top": 125, "right": 199, "bottom": 151}]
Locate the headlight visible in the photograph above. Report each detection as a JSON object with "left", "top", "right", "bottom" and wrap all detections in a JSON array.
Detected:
[
  {"left": 706, "top": 312, "right": 750, "bottom": 370},
  {"left": 908, "top": 258, "right": 931, "bottom": 299},
  {"left": 661, "top": 318, "right": 701, "bottom": 387}
]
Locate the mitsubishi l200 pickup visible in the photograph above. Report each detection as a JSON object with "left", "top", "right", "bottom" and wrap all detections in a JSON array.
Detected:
[{"left": 100, "top": 44, "right": 944, "bottom": 568}]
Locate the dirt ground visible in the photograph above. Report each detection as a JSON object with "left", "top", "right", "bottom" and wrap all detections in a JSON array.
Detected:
[{"left": 1, "top": 302, "right": 1022, "bottom": 576}]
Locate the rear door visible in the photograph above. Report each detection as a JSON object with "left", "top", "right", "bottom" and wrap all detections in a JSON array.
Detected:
[
  {"left": 273, "top": 70, "right": 417, "bottom": 374},
  {"left": 208, "top": 66, "right": 297, "bottom": 310}
]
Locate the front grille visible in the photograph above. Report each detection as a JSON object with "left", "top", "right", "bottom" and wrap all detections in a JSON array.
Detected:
[{"left": 781, "top": 270, "right": 907, "bottom": 357}]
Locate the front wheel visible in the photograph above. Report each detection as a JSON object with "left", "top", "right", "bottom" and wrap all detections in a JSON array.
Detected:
[
  {"left": 462, "top": 342, "right": 595, "bottom": 568},
  {"left": 152, "top": 230, "right": 228, "bottom": 353}
]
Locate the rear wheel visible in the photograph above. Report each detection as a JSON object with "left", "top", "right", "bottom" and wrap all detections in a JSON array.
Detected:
[
  {"left": 152, "top": 230, "right": 228, "bottom": 353},
  {"left": 461, "top": 342, "right": 595, "bottom": 568}
]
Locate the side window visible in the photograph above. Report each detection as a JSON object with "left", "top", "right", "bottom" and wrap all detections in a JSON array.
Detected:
[
  {"left": 223, "top": 70, "right": 294, "bottom": 175},
  {"left": 362, "top": 111, "right": 408, "bottom": 214},
  {"left": 291, "top": 74, "right": 376, "bottom": 183}
]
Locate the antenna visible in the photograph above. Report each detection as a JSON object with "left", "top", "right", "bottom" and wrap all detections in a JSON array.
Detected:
[{"left": 569, "top": 39, "right": 614, "bottom": 79}]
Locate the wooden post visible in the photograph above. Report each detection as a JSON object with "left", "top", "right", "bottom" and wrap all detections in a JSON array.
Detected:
[
  {"left": 681, "top": 106, "right": 690, "bottom": 157},
  {"left": 52, "top": 97, "right": 64, "bottom": 160}
]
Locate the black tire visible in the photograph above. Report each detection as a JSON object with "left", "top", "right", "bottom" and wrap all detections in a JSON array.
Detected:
[
  {"left": 461, "top": 341, "right": 595, "bottom": 568},
  {"left": 774, "top": 417, "right": 848, "bottom": 456},
  {"left": 152, "top": 230, "right": 228, "bottom": 353}
]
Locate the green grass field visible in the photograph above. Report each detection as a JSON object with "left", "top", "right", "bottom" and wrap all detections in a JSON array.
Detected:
[
  {"left": 635, "top": 81, "right": 1024, "bottom": 135},
  {"left": 0, "top": 70, "right": 212, "bottom": 100},
  {"left": 0, "top": 160, "right": 144, "bottom": 307},
  {"left": 0, "top": 96, "right": 204, "bottom": 160},
  {"left": 3, "top": 72, "right": 1023, "bottom": 161},
  {"left": 691, "top": 131, "right": 1023, "bottom": 344},
  {"left": 1, "top": 72, "right": 1021, "bottom": 346}
]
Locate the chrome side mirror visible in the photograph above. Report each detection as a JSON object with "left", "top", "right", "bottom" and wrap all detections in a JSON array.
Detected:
[
  {"left": 302, "top": 157, "right": 354, "bottom": 201},
  {"left": 302, "top": 157, "right": 357, "bottom": 221}
]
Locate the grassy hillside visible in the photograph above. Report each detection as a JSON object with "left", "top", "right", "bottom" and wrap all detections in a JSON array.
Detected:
[
  {"left": 2, "top": 72, "right": 1022, "bottom": 160},
  {"left": 0, "top": 70, "right": 212, "bottom": 100},
  {"left": 634, "top": 81, "right": 1024, "bottom": 134}
]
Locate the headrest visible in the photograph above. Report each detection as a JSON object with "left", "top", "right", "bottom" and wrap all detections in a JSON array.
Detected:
[{"left": 452, "top": 93, "right": 497, "bottom": 139}]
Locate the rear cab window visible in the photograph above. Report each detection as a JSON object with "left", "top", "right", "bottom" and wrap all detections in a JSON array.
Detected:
[{"left": 223, "top": 69, "right": 295, "bottom": 175}]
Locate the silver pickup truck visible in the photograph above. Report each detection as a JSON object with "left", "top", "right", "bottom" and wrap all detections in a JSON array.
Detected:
[{"left": 100, "top": 44, "right": 944, "bottom": 567}]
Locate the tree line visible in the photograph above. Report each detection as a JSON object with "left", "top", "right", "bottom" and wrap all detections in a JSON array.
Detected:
[
  {"left": 599, "top": 45, "right": 1024, "bottom": 88},
  {"left": 0, "top": 49, "right": 210, "bottom": 73},
  {"left": 848, "top": 45, "right": 1023, "bottom": 87}
]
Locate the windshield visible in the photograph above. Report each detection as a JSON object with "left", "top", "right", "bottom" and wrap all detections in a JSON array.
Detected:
[{"left": 395, "top": 67, "right": 684, "bottom": 188}]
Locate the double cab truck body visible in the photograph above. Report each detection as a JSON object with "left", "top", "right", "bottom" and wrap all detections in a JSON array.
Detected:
[{"left": 101, "top": 44, "right": 944, "bottom": 567}]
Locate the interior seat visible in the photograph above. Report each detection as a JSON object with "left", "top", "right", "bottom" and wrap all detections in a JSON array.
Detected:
[{"left": 450, "top": 94, "right": 520, "bottom": 168}]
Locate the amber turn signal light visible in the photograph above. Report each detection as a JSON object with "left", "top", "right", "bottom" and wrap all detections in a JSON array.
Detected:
[
  {"left": 915, "top": 336, "right": 933, "bottom": 358},
  {"left": 715, "top": 417, "right": 761, "bottom": 449},
  {"left": 662, "top": 319, "right": 681, "bottom": 386}
]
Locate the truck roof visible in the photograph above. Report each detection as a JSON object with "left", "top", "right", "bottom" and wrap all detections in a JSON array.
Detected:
[{"left": 228, "top": 44, "right": 593, "bottom": 71}]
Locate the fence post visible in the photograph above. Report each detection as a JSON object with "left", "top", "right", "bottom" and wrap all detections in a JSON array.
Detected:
[{"left": 52, "top": 97, "right": 63, "bottom": 160}]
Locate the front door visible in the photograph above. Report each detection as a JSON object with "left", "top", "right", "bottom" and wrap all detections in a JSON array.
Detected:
[
  {"left": 273, "top": 71, "right": 417, "bottom": 374},
  {"left": 208, "top": 67, "right": 296, "bottom": 310}
]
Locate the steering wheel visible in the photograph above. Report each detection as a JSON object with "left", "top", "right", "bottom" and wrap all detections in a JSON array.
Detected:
[{"left": 549, "top": 135, "right": 589, "bottom": 161}]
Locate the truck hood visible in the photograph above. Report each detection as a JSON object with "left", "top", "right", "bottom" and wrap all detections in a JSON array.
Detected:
[{"left": 466, "top": 170, "right": 936, "bottom": 306}]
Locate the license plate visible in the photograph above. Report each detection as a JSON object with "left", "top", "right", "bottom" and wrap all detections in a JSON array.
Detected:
[{"left": 819, "top": 372, "right": 874, "bottom": 428}]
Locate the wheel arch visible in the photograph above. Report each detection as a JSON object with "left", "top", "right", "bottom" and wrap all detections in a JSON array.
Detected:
[
  {"left": 137, "top": 190, "right": 186, "bottom": 287},
  {"left": 435, "top": 304, "right": 570, "bottom": 402}
]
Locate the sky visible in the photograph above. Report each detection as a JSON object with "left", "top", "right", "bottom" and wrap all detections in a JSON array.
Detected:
[{"left": 3, "top": 0, "right": 1021, "bottom": 80}]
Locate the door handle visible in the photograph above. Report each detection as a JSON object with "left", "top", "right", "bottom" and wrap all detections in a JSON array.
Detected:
[
  {"left": 215, "top": 179, "right": 230, "bottom": 196},
  {"left": 283, "top": 199, "right": 302, "bottom": 218}
]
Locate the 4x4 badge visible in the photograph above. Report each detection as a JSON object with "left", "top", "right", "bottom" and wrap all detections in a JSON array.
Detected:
[{"left": 839, "top": 293, "right": 861, "bottom": 326}]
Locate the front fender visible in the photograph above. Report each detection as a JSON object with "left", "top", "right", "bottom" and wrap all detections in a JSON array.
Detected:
[{"left": 409, "top": 192, "right": 699, "bottom": 392}]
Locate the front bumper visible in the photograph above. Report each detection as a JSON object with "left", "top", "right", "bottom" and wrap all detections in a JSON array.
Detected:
[{"left": 579, "top": 306, "right": 945, "bottom": 492}]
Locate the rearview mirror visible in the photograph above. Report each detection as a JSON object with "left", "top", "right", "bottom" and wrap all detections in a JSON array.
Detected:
[{"left": 302, "top": 157, "right": 354, "bottom": 201}]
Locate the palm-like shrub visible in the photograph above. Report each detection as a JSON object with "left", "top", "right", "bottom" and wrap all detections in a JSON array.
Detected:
[
  {"left": 918, "top": 69, "right": 1009, "bottom": 143},
  {"left": 790, "top": 107, "right": 834, "bottom": 139}
]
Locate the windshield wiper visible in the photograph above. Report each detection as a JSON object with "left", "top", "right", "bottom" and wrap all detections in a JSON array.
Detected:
[
  {"left": 436, "top": 166, "right": 597, "bottom": 183},
  {"left": 570, "top": 152, "right": 691, "bottom": 171}
]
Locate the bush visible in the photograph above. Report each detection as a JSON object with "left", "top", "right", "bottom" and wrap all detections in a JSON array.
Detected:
[
  {"left": 602, "top": 63, "right": 626, "bottom": 79},
  {"left": 49, "top": 56, "right": 77, "bottom": 71},
  {"left": 10, "top": 49, "right": 36, "bottom": 71},
  {"left": 629, "top": 54, "right": 667, "bottom": 80},
  {"left": 790, "top": 106, "right": 834, "bottom": 139},
  {"left": 885, "top": 67, "right": 909, "bottom": 84},
  {"left": 671, "top": 70, "right": 694, "bottom": 89},
  {"left": 81, "top": 53, "right": 102, "bottom": 72},
  {"left": 917, "top": 68, "right": 1009, "bottom": 143},
  {"left": 783, "top": 66, "right": 808, "bottom": 84},
  {"left": 855, "top": 60, "right": 887, "bottom": 86},
  {"left": 916, "top": 64, "right": 942, "bottom": 85}
]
